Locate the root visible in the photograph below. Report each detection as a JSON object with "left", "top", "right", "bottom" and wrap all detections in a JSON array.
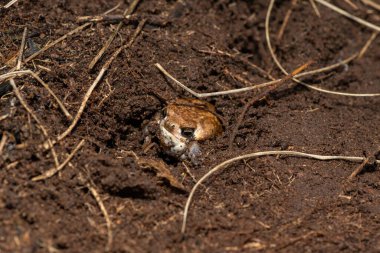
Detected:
[{"left": 181, "top": 150, "right": 380, "bottom": 233}]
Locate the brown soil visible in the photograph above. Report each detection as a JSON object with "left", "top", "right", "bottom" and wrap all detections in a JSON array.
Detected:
[{"left": 1, "top": 0, "right": 380, "bottom": 252}]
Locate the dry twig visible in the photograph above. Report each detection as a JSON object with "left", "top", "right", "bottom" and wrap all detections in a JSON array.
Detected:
[
  {"left": 155, "top": 52, "right": 365, "bottom": 98},
  {"left": 17, "top": 27, "right": 27, "bottom": 71},
  {"left": 9, "top": 79, "right": 60, "bottom": 168},
  {"left": 181, "top": 150, "right": 380, "bottom": 233},
  {"left": 4, "top": 0, "right": 18, "bottom": 8},
  {"left": 361, "top": 0, "right": 380, "bottom": 11},
  {"left": 348, "top": 158, "right": 369, "bottom": 180},
  {"left": 0, "top": 114, "right": 9, "bottom": 121},
  {"left": 343, "top": 0, "right": 359, "bottom": 10},
  {"left": 309, "top": 0, "right": 321, "bottom": 17},
  {"left": 228, "top": 61, "right": 312, "bottom": 149},
  {"left": 21, "top": 2, "right": 121, "bottom": 67},
  {"left": 277, "top": 0, "right": 297, "bottom": 41},
  {"left": 32, "top": 139, "right": 85, "bottom": 181},
  {"left": 314, "top": 0, "right": 380, "bottom": 32},
  {"left": 358, "top": 31, "right": 379, "bottom": 59},
  {"left": 78, "top": 174, "right": 113, "bottom": 252},
  {"left": 266, "top": 0, "right": 380, "bottom": 97},
  {"left": 0, "top": 132, "right": 8, "bottom": 156},
  {"left": 24, "top": 23, "right": 91, "bottom": 65},
  {"left": 77, "top": 2, "right": 121, "bottom": 22},
  {"left": 1, "top": 70, "right": 72, "bottom": 120},
  {"left": 44, "top": 19, "right": 146, "bottom": 148},
  {"left": 88, "top": 0, "right": 141, "bottom": 70},
  {"left": 197, "top": 49, "right": 275, "bottom": 81}
]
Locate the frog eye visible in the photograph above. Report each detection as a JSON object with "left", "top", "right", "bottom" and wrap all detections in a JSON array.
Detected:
[
  {"left": 181, "top": 127, "right": 195, "bottom": 139},
  {"left": 161, "top": 108, "right": 167, "bottom": 117}
]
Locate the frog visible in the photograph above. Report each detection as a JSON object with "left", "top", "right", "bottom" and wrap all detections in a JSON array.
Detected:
[{"left": 145, "top": 98, "right": 223, "bottom": 163}]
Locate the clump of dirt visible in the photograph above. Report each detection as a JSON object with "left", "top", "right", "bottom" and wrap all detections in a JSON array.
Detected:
[{"left": 1, "top": 0, "right": 380, "bottom": 252}]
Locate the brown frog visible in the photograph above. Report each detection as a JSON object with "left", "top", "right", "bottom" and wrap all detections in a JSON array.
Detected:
[{"left": 156, "top": 98, "right": 222, "bottom": 162}]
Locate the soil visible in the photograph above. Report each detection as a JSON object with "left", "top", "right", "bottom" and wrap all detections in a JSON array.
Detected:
[{"left": 1, "top": 0, "right": 380, "bottom": 252}]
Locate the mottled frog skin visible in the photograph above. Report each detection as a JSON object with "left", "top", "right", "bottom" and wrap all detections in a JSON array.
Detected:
[{"left": 157, "top": 98, "right": 222, "bottom": 161}]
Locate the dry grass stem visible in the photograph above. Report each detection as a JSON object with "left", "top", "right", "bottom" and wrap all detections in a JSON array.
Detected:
[
  {"left": 228, "top": 61, "right": 312, "bottom": 149},
  {"left": 24, "top": 23, "right": 91, "bottom": 65},
  {"left": 49, "top": 19, "right": 146, "bottom": 147},
  {"left": 361, "top": 0, "right": 380, "bottom": 11},
  {"left": 314, "top": 0, "right": 380, "bottom": 32},
  {"left": 17, "top": 27, "right": 28, "bottom": 71},
  {"left": 181, "top": 150, "right": 380, "bottom": 233},
  {"left": 0, "top": 132, "right": 8, "bottom": 155},
  {"left": 0, "top": 70, "right": 72, "bottom": 120},
  {"left": 223, "top": 68, "right": 257, "bottom": 87},
  {"left": 76, "top": 2, "right": 122, "bottom": 23},
  {"left": 182, "top": 162, "right": 198, "bottom": 184},
  {"left": 88, "top": 0, "right": 141, "bottom": 70},
  {"left": 102, "top": 2, "right": 122, "bottom": 15},
  {"left": 4, "top": 0, "right": 18, "bottom": 8},
  {"left": 358, "top": 31, "right": 379, "bottom": 59},
  {"left": 277, "top": 0, "right": 297, "bottom": 41},
  {"left": 197, "top": 49, "right": 275, "bottom": 81},
  {"left": 343, "top": 0, "right": 359, "bottom": 10},
  {"left": 77, "top": 14, "right": 130, "bottom": 23},
  {"left": 9, "top": 79, "right": 60, "bottom": 168},
  {"left": 348, "top": 158, "right": 369, "bottom": 180},
  {"left": 15, "top": 2, "right": 121, "bottom": 68},
  {"left": 32, "top": 139, "right": 85, "bottom": 181},
  {"left": 309, "top": 0, "right": 321, "bottom": 17},
  {"left": 155, "top": 53, "right": 366, "bottom": 98},
  {"left": 266, "top": 0, "right": 380, "bottom": 97},
  {"left": 0, "top": 114, "right": 9, "bottom": 121},
  {"left": 85, "top": 179, "right": 113, "bottom": 252},
  {"left": 155, "top": 63, "right": 282, "bottom": 98}
]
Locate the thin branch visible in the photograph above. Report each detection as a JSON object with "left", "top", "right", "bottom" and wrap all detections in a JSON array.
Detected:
[
  {"left": 266, "top": 0, "right": 380, "bottom": 97},
  {"left": 314, "top": 0, "right": 380, "bottom": 32},
  {"left": 88, "top": 0, "right": 141, "bottom": 70},
  {"left": 348, "top": 158, "right": 369, "bottom": 180},
  {"left": 1, "top": 70, "right": 72, "bottom": 120},
  {"left": 22, "top": 2, "right": 121, "bottom": 66},
  {"left": 309, "top": 0, "right": 321, "bottom": 17},
  {"left": 197, "top": 49, "right": 276, "bottom": 81},
  {"left": 47, "top": 19, "right": 146, "bottom": 147},
  {"left": 358, "top": 31, "right": 378, "bottom": 59},
  {"left": 228, "top": 61, "right": 312, "bottom": 149},
  {"left": 103, "top": 1, "right": 122, "bottom": 15},
  {"left": 32, "top": 139, "right": 85, "bottom": 181},
  {"left": 17, "top": 27, "right": 27, "bottom": 71},
  {"left": 343, "top": 0, "right": 358, "bottom": 10},
  {"left": 277, "top": 0, "right": 297, "bottom": 41},
  {"left": 24, "top": 23, "right": 91, "bottom": 65},
  {"left": 85, "top": 178, "right": 113, "bottom": 252},
  {"left": 0, "top": 114, "right": 9, "bottom": 121},
  {"left": 0, "top": 132, "right": 8, "bottom": 156},
  {"left": 181, "top": 150, "right": 380, "bottom": 233},
  {"left": 361, "top": 0, "right": 380, "bottom": 11},
  {"left": 155, "top": 52, "right": 376, "bottom": 98},
  {"left": 4, "top": 0, "right": 18, "bottom": 8},
  {"left": 9, "top": 79, "right": 60, "bottom": 168}
]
